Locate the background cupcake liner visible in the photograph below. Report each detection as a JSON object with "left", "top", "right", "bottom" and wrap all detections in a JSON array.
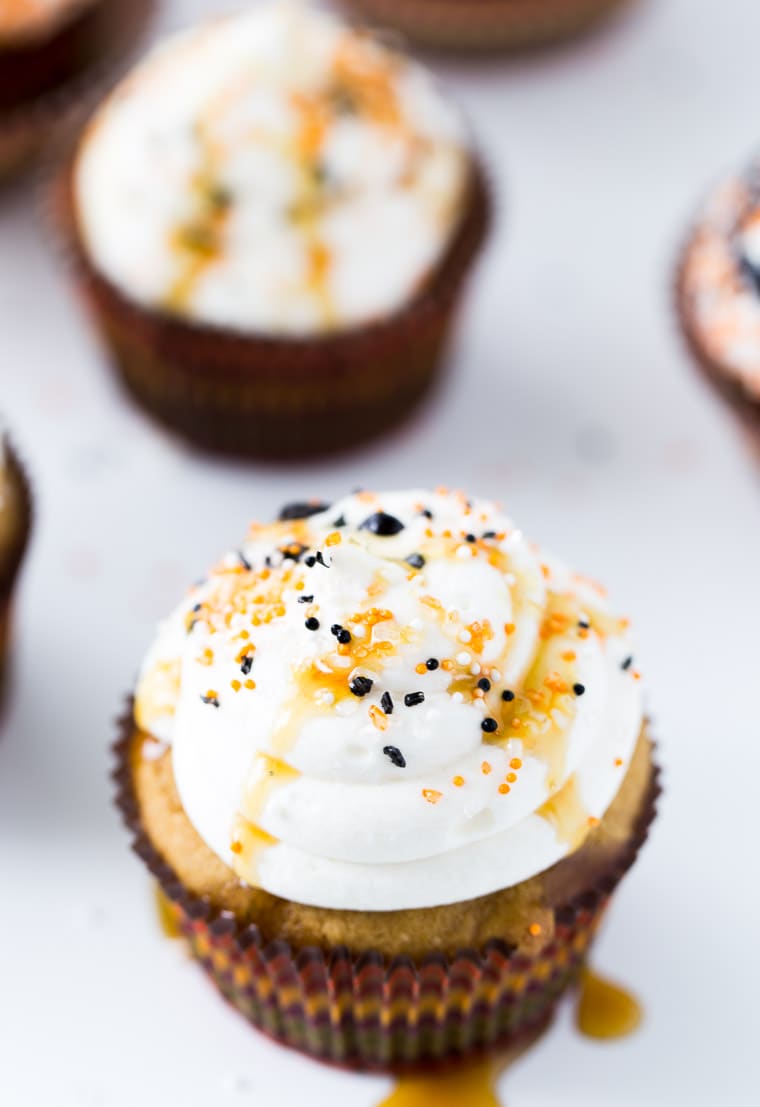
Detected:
[
  {"left": 113, "top": 707, "right": 660, "bottom": 1073},
  {"left": 338, "top": 0, "right": 631, "bottom": 53},
  {"left": 0, "top": 439, "right": 32, "bottom": 696},
  {"left": 675, "top": 237, "right": 760, "bottom": 460},
  {"left": 0, "top": 0, "right": 154, "bottom": 187},
  {"left": 55, "top": 160, "right": 492, "bottom": 458}
]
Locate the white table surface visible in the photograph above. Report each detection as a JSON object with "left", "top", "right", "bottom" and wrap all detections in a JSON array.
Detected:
[{"left": 1, "top": 0, "right": 759, "bottom": 1103}]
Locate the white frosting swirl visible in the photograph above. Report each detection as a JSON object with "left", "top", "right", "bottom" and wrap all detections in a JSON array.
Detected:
[
  {"left": 74, "top": 3, "right": 469, "bottom": 335},
  {"left": 135, "top": 490, "right": 643, "bottom": 912}
]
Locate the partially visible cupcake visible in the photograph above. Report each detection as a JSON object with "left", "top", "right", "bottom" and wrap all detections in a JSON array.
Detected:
[
  {"left": 0, "top": 432, "right": 32, "bottom": 697},
  {"left": 677, "top": 163, "right": 760, "bottom": 451},
  {"left": 337, "top": 0, "right": 633, "bottom": 54},
  {"left": 0, "top": 0, "right": 153, "bottom": 184},
  {"left": 115, "top": 488, "right": 658, "bottom": 1071},
  {"left": 62, "top": 4, "right": 490, "bottom": 458}
]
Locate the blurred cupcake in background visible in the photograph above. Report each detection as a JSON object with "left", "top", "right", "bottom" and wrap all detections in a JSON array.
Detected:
[
  {"left": 0, "top": 0, "right": 153, "bottom": 184},
  {"left": 677, "top": 161, "right": 760, "bottom": 455},
  {"left": 61, "top": 3, "right": 490, "bottom": 458},
  {"left": 0, "top": 430, "right": 31, "bottom": 700},
  {"left": 337, "top": 0, "right": 634, "bottom": 54},
  {"left": 115, "top": 488, "right": 658, "bottom": 1071}
]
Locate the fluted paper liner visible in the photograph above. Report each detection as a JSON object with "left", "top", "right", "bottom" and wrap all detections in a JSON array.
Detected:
[
  {"left": 113, "top": 704, "right": 660, "bottom": 1072},
  {"left": 0, "top": 439, "right": 32, "bottom": 696},
  {"left": 54, "top": 159, "right": 492, "bottom": 458},
  {"left": 0, "top": 0, "right": 154, "bottom": 186},
  {"left": 338, "top": 0, "right": 631, "bottom": 54}
]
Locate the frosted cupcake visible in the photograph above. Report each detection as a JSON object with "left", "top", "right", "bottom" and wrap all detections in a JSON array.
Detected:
[
  {"left": 114, "top": 488, "right": 658, "bottom": 1070},
  {"left": 62, "top": 4, "right": 490, "bottom": 457},
  {"left": 0, "top": 1, "right": 152, "bottom": 183},
  {"left": 337, "top": 0, "right": 633, "bottom": 54},
  {"left": 0, "top": 433, "right": 32, "bottom": 695},
  {"left": 677, "top": 163, "right": 760, "bottom": 452}
]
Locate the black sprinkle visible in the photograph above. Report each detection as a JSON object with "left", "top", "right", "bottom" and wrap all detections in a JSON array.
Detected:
[
  {"left": 406, "top": 553, "right": 425, "bottom": 570},
  {"left": 238, "top": 551, "right": 252, "bottom": 571},
  {"left": 477, "top": 677, "right": 491, "bottom": 692},
  {"left": 337, "top": 629, "right": 352, "bottom": 645},
  {"left": 621, "top": 656, "right": 633, "bottom": 671},
  {"left": 240, "top": 656, "right": 253, "bottom": 675},
  {"left": 465, "top": 533, "right": 477, "bottom": 543},
  {"left": 501, "top": 690, "right": 515, "bottom": 702},
  {"left": 297, "top": 595, "right": 314, "bottom": 604},
  {"left": 481, "top": 717, "right": 498, "bottom": 733},
  {"left": 305, "top": 617, "right": 320, "bottom": 631},
  {"left": 282, "top": 543, "right": 307, "bottom": 562},
  {"left": 315, "top": 551, "right": 329, "bottom": 567},
  {"left": 332, "top": 514, "right": 347, "bottom": 528},
  {"left": 360, "top": 512, "right": 405, "bottom": 537},
  {"left": 278, "top": 501, "right": 329, "bottom": 521},
  {"left": 383, "top": 745, "right": 406, "bottom": 769},
  {"left": 482, "top": 530, "right": 497, "bottom": 539},
  {"left": 330, "top": 624, "right": 343, "bottom": 637},
  {"left": 264, "top": 556, "right": 273, "bottom": 568},
  {"left": 192, "top": 603, "right": 202, "bottom": 612},
  {"left": 425, "top": 658, "right": 439, "bottom": 671},
  {"left": 404, "top": 691, "right": 425, "bottom": 707},
  {"left": 201, "top": 693, "right": 220, "bottom": 708},
  {"left": 304, "top": 556, "right": 317, "bottom": 567},
  {"left": 573, "top": 683, "right": 586, "bottom": 696},
  {"left": 578, "top": 618, "right": 590, "bottom": 629},
  {"left": 419, "top": 508, "right": 433, "bottom": 519},
  {"left": 350, "top": 676, "right": 374, "bottom": 697},
  {"left": 381, "top": 691, "right": 394, "bottom": 715}
]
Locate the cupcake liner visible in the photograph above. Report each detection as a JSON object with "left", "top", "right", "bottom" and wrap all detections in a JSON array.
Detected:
[
  {"left": 113, "top": 704, "right": 660, "bottom": 1073},
  {"left": 0, "top": 439, "right": 32, "bottom": 698},
  {"left": 338, "top": 0, "right": 631, "bottom": 53},
  {"left": 0, "top": 0, "right": 154, "bottom": 186},
  {"left": 55, "top": 159, "right": 491, "bottom": 458},
  {"left": 675, "top": 234, "right": 760, "bottom": 460}
]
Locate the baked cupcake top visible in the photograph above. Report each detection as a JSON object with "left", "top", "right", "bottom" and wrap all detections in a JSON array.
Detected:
[
  {"left": 680, "top": 165, "right": 760, "bottom": 400},
  {"left": 74, "top": 3, "right": 470, "bottom": 336},
  {"left": 0, "top": 0, "right": 94, "bottom": 44},
  {"left": 135, "top": 489, "right": 643, "bottom": 912}
]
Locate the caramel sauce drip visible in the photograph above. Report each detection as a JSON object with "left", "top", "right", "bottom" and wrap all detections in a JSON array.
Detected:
[
  {"left": 154, "top": 885, "right": 182, "bottom": 939},
  {"left": 576, "top": 969, "right": 642, "bottom": 1040},
  {"left": 536, "top": 773, "right": 589, "bottom": 850}
]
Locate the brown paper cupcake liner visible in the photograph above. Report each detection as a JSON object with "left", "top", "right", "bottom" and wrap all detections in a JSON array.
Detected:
[
  {"left": 54, "top": 158, "right": 492, "bottom": 458},
  {"left": 675, "top": 234, "right": 760, "bottom": 460},
  {"left": 0, "top": 438, "right": 33, "bottom": 698},
  {"left": 113, "top": 704, "right": 660, "bottom": 1073},
  {"left": 0, "top": 0, "right": 154, "bottom": 186},
  {"left": 338, "top": 0, "right": 631, "bottom": 53}
]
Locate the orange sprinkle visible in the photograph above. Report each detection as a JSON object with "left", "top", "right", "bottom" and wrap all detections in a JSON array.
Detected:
[
  {"left": 230, "top": 679, "right": 242, "bottom": 692},
  {"left": 422, "top": 789, "right": 442, "bottom": 805},
  {"left": 295, "top": 581, "right": 304, "bottom": 591},
  {"left": 369, "top": 705, "right": 388, "bottom": 732},
  {"left": 245, "top": 679, "right": 256, "bottom": 690},
  {"left": 415, "top": 663, "right": 427, "bottom": 675},
  {"left": 540, "top": 564, "right": 550, "bottom": 579},
  {"left": 506, "top": 772, "right": 517, "bottom": 783},
  {"left": 614, "top": 757, "right": 623, "bottom": 767},
  {"left": 528, "top": 922, "right": 542, "bottom": 937},
  {"left": 481, "top": 761, "right": 492, "bottom": 775},
  {"left": 498, "top": 783, "right": 511, "bottom": 795},
  {"left": 587, "top": 816, "right": 600, "bottom": 828},
  {"left": 510, "top": 718, "right": 522, "bottom": 729},
  {"left": 441, "top": 659, "right": 455, "bottom": 671},
  {"left": 452, "top": 775, "right": 465, "bottom": 787},
  {"left": 205, "top": 689, "right": 218, "bottom": 700},
  {"left": 325, "top": 531, "right": 342, "bottom": 547},
  {"left": 544, "top": 672, "right": 569, "bottom": 694},
  {"left": 633, "top": 670, "right": 642, "bottom": 680},
  {"left": 504, "top": 622, "right": 516, "bottom": 635},
  {"left": 561, "top": 650, "right": 577, "bottom": 662},
  {"left": 230, "top": 841, "right": 243, "bottom": 855},
  {"left": 509, "top": 757, "right": 522, "bottom": 769}
]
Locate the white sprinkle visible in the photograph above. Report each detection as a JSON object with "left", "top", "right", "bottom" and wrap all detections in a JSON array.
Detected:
[
  {"left": 458, "top": 629, "right": 472, "bottom": 643},
  {"left": 470, "top": 663, "right": 481, "bottom": 676},
  {"left": 318, "top": 690, "right": 335, "bottom": 705},
  {"left": 490, "top": 668, "right": 501, "bottom": 681},
  {"left": 456, "top": 651, "right": 471, "bottom": 666},
  {"left": 456, "top": 544, "right": 473, "bottom": 559},
  {"left": 452, "top": 691, "right": 464, "bottom": 704}
]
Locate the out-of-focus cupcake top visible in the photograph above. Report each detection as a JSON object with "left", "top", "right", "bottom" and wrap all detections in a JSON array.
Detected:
[
  {"left": 681, "top": 165, "right": 760, "bottom": 400},
  {"left": 74, "top": 2, "right": 470, "bottom": 335},
  {"left": 135, "top": 489, "right": 644, "bottom": 912},
  {"left": 0, "top": 0, "right": 94, "bottom": 44}
]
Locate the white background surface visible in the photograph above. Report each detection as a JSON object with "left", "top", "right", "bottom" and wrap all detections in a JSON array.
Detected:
[{"left": 1, "top": 0, "right": 759, "bottom": 1103}]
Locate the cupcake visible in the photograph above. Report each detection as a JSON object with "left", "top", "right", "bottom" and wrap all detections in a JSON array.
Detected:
[
  {"left": 0, "top": 433, "right": 32, "bottom": 696},
  {"left": 337, "top": 0, "right": 632, "bottom": 54},
  {"left": 61, "top": 4, "right": 490, "bottom": 458},
  {"left": 677, "top": 164, "right": 760, "bottom": 450},
  {"left": 0, "top": 0, "right": 153, "bottom": 184},
  {"left": 114, "top": 488, "right": 658, "bottom": 1071}
]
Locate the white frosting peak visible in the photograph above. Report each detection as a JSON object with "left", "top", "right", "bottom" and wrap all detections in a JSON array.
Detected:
[
  {"left": 74, "top": 4, "right": 470, "bottom": 335},
  {"left": 135, "top": 490, "right": 643, "bottom": 912}
]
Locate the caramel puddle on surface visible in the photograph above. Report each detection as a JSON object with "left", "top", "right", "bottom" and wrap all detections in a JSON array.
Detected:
[
  {"left": 379, "top": 1058, "right": 501, "bottom": 1107},
  {"left": 154, "top": 884, "right": 182, "bottom": 939},
  {"left": 576, "top": 968, "right": 642, "bottom": 1040}
]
